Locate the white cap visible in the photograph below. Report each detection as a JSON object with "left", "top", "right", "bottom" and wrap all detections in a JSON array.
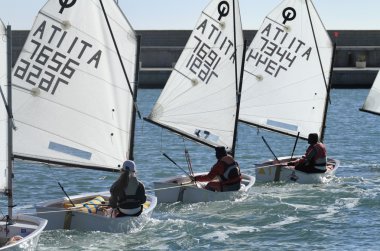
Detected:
[{"left": 122, "top": 160, "right": 136, "bottom": 172}]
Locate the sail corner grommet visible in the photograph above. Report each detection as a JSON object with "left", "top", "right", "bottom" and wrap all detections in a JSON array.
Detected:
[
  {"left": 31, "top": 87, "right": 41, "bottom": 96},
  {"left": 191, "top": 78, "right": 199, "bottom": 86},
  {"left": 61, "top": 20, "right": 71, "bottom": 30}
]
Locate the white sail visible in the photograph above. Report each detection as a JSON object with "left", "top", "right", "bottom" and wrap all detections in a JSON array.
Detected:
[
  {"left": 240, "top": 0, "right": 333, "bottom": 140},
  {"left": 0, "top": 20, "right": 8, "bottom": 191},
  {"left": 146, "top": 0, "right": 243, "bottom": 150},
  {"left": 12, "top": 0, "right": 137, "bottom": 170},
  {"left": 361, "top": 72, "right": 380, "bottom": 116}
]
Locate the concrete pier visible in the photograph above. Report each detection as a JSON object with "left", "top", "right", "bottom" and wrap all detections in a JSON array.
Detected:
[{"left": 12, "top": 30, "right": 380, "bottom": 88}]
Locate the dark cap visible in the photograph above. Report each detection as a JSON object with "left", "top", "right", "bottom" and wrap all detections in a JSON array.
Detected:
[
  {"left": 308, "top": 133, "right": 319, "bottom": 144},
  {"left": 215, "top": 146, "right": 227, "bottom": 159}
]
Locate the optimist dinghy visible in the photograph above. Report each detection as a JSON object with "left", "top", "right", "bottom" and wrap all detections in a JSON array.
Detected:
[
  {"left": 238, "top": 0, "right": 340, "bottom": 183},
  {"left": 255, "top": 156, "right": 339, "bottom": 184},
  {"left": 144, "top": 0, "right": 255, "bottom": 203},
  {"left": 10, "top": 0, "right": 156, "bottom": 232},
  {"left": 35, "top": 191, "right": 157, "bottom": 233}
]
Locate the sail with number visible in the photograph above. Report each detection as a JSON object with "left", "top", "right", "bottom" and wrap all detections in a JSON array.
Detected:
[
  {"left": 0, "top": 20, "right": 8, "bottom": 191},
  {"left": 12, "top": 0, "right": 138, "bottom": 171},
  {"left": 360, "top": 73, "right": 380, "bottom": 116},
  {"left": 145, "top": 0, "right": 243, "bottom": 150},
  {"left": 239, "top": 0, "right": 334, "bottom": 140}
]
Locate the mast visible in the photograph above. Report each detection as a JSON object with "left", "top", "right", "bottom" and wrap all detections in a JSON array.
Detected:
[
  {"left": 320, "top": 43, "right": 336, "bottom": 142},
  {"left": 231, "top": 40, "right": 247, "bottom": 156},
  {"left": 230, "top": 0, "right": 238, "bottom": 156},
  {"left": 305, "top": 0, "right": 329, "bottom": 93},
  {"left": 306, "top": 0, "right": 334, "bottom": 142},
  {"left": 6, "top": 25, "right": 13, "bottom": 220},
  {"left": 128, "top": 35, "right": 141, "bottom": 160},
  {"left": 232, "top": 0, "right": 238, "bottom": 94},
  {"left": 99, "top": 0, "right": 141, "bottom": 118}
]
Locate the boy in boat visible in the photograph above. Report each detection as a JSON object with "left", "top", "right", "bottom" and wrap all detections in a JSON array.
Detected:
[
  {"left": 287, "top": 133, "right": 327, "bottom": 173},
  {"left": 192, "top": 146, "right": 242, "bottom": 192},
  {"left": 109, "top": 160, "right": 146, "bottom": 217}
]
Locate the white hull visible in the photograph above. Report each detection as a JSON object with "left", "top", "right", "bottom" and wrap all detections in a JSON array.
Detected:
[
  {"left": 0, "top": 214, "right": 47, "bottom": 251},
  {"left": 255, "top": 156, "right": 340, "bottom": 184},
  {"left": 35, "top": 191, "right": 157, "bottom": 233},
  {"left": 154, "top": 173, "right": 255, "bottom": 203}
]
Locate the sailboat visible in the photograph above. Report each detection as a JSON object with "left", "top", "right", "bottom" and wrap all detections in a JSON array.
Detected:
[
  {"left": 239, "top": 0, "right": 339, "bottom": 183},
  {"left": 0, "top": 21, "right": 47, "bottom": 250},
  {"left": 10, "top": 0, "right": 156, "bottom": 232},
  {"left": 360, "top": 72, "right": 380, "bottom": 116},
  {"left": 144, "top": 0, "right": 255, "bottom": 203}
]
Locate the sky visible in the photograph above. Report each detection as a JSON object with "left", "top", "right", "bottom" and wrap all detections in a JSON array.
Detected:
[{"left": 0, "top": 0, "right": 379, "bottom": 30}]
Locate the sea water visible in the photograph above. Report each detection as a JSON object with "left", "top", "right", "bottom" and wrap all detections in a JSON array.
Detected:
[{"left": 2, "top": 89, "right": 380, "bottom": 250}]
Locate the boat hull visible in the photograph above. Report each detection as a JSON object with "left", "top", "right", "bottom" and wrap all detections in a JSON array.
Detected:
[
  {"left": 154, "top": 173, "right": 255, "bottom": 203},
  {"left": 0, "top": 214, "right": 47, "bottom": 251},
  {"left": 255, "top": 156, "right": 340, "bottom": 184},
  {"left": 35, "top": 191, "right": 157, "bottom": 233}
]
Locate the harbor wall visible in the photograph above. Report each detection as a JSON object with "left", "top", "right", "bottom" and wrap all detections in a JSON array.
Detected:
[{"left": 12, "top": 30, "right": 380, "bottom": 88}]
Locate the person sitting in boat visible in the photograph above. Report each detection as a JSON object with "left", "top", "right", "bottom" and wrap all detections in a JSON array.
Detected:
[
  {"left": 109, "top": 160, "right": 146, "bottom": 217},
  {"left": 192, "top": 146, "right": 242, "bottom": 192},
  {"left": 287, "top": 133, "right": 327, "bottom": 173}
]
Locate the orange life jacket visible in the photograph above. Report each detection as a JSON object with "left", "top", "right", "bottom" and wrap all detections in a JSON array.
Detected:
[
  {"left": 306, "top": 142, "right": 327, "bottom": 170},
  {"left": 219, "top": 155, "right": 242, "bottom": 186}
]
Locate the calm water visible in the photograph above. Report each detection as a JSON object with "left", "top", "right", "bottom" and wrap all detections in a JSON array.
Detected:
[{"left": 3, "top": 89, "right": 380, "bottom": 250}]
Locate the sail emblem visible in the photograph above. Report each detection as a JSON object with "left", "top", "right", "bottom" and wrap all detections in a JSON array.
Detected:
[
  {"left": 217, "top": 1, "right": 230, "bottom": 21},
  {"left": 194, "top": 129, "right": 219, "bottom": 143},
  {"left": 282, "top": 7, "right": 296, "bottom": 25},
  {"left": 59, "top": 0, "right": 77, "bottom": 14}
]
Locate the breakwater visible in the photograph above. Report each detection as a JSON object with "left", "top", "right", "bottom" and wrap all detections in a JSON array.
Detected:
[{"left": 12, "top": 30, "right": 380, "bottom": 88}]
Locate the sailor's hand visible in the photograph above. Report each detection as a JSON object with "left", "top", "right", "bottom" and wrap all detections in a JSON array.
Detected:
[{"left": 287, "top": 161, "right": 295, "bottom": 166}]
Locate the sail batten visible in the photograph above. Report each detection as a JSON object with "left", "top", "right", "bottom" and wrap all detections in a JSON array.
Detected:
[
  {"left": 146, "top": 0, "right": 243, "bottom": 150},
  {"left": 12, "top": 0, "right": 137, "bottom": 171},
  {"left": 240, "top": 0, "right": 333, "bottom": 140}
]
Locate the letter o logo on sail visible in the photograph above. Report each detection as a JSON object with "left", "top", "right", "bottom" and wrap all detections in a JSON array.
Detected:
[
  {"left": 218, "top": 1, "right": 230, "bottom": 21},
  {"left": 59, "top": 0, "right": 77, "bottom": 14},
  {"left": 282, "top": 7, "right": 296, "bottom": 25}
]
